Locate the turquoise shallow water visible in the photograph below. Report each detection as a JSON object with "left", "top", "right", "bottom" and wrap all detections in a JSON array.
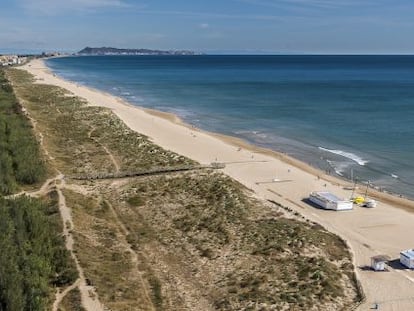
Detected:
[{"left": 46, "top": 55, "right": 414, "bottom": 198}]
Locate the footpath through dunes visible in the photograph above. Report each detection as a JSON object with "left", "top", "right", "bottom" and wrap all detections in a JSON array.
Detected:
[
  {"left": 5, "top": 66, "right": 362, "bottom": 310},
  {"left": 0, "top": 69, "right": 80, "bottom": 311},
  {"left": 0, "top": 67, "right": 103, "bottom": 311}
]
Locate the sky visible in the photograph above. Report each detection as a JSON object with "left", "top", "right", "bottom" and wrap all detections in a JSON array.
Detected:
[{"left": 1, "top": 0, "right": 414, "bottom": 54}]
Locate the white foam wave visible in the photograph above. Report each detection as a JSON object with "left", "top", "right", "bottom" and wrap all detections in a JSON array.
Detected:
[
  {"left": 326, "top": 160, "right": 349, "bottom": 176},
  {"left": 319, "top": 147, "right": 368, "bottom": 166},
  {"left": 327, "top": 161, "right": 343, "bottom": 176},
  {"left": 234, "top": 130, "right": 266, "bottom": 138}
]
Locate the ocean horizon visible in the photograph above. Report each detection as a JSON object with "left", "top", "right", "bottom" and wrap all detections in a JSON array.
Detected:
[{"left": 46, "top": 55, "right": 414, "bottom": 198}]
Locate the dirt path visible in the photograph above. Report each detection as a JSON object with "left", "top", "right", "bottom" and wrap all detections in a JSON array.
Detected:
[
  {"left": 102, "top": 145, "right": 121, "bottom": 172},
  {"left": 54, "top": 175, "right": 105, "bottom": 311},
  {"left": 103, "top": 199, "right": 156, "bottom": 311},
  {"left": 9, "top": 79, "right": 106, "bottom": 311},
  {"left": 8, "top": 173, "right": 107, "bottom": 311},
  {"left": 52, "top": 279, "right": 81, "bottom": 311},
  {"left": 5, "top": 175, "right": 57, "bottom": 200},
  {"left": 88, "top": 127, "right": 121, "bottom": 173}
]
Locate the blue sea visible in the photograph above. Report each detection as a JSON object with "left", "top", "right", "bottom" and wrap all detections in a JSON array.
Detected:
[{"left": 46, "top": 55, "right": 414, "bottom": 198}]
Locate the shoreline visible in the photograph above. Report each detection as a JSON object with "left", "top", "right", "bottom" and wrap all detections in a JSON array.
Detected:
[
  {"left": 25, "top": 58, "right": 414, "bottom": 209},
  {"left": 57, "top": 65, "right": 414, "bottom": 209},
  {"left": 44, "top": 56, "right": 414, "bottom": 204},
  {"left": 122, "top": 108, "right": 414, "bottom": 206},
  {"left": 21, "top": 58, "right": 414, "bottom": 310},
  {"left": 141, "top": 106, "right": 414, "bottom": 207}
]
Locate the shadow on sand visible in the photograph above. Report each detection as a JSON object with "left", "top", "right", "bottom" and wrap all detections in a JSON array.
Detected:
[
  {"left": 358, "top": 265, "right": 390, "bottom": 272},
  {"left": 387, "top": 259, "right": 409, "bottom": 270},
  {"left": 301, "top": 198, "right": 337, "bottom": 211}
]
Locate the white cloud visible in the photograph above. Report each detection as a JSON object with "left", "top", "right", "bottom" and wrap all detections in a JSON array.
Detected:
[
  {"left": 199, "top": 23, "right": 210, "bottom": 29},
  {"left": 20, "top": 0, "right": 130, "bottom": 15}
]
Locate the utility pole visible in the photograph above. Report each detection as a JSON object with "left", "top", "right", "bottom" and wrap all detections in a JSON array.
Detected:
[
  {"left": 351, "top": 176, "right": 358, "bottom": 199},
  {"left": 364, "top": 180, "right": 370, "bottom": 199}
]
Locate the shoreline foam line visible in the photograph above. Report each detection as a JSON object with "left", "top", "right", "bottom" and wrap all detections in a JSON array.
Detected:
[{"left": 318, "top": 146, "right": 368, "bottom": 166}]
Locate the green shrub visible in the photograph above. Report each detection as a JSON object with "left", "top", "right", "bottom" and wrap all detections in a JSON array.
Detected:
[
  {"left": 0, "top": 70, "right": 45, "bottom": 195},
  {"left": 0, "top": 196, "right": 78, "bottom": 310}
]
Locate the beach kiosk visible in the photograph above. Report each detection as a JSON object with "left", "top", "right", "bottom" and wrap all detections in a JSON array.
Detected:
[
  {"left": 309, "top": 191, "right": 353, "bottom": 211},
  {"left": 400, "top": 249, "right": 414, "bottom": 269},
  {"left": 371, "top": 255, "right": 390, "bottom": 271}
]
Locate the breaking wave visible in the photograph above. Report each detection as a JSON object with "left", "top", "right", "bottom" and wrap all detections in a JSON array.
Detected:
[
  {"left": 326, "top": 160, "right": 352, "bottom": 176},
  {"left": 319, "top": 147, "right": 368, "bottom": 166}
]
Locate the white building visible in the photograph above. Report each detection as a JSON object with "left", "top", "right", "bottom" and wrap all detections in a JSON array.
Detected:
[
  {"left": 309, "top": 191, "right": 353, "bottom": 211},
  {"left": 400, "top": 249, "right": 414, "bottom": 269},
  {"left": 0, "top": 55, "right": 23, "bottom": 66},
  {"left": 371, "top": 255, "right": 390, "bottom": 271}
]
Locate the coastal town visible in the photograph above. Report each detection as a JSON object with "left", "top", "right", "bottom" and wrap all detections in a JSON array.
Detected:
[
  {"left": 0, "top": 52, "right": 64, "bottom": 67},
  {"left": 0, "top": 55, "right": 27, "bottom": 66}
]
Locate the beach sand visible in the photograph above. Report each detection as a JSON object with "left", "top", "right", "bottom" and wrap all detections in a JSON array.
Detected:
[{"left": 23, "top": 58, "right": 414, "bottom": 310}]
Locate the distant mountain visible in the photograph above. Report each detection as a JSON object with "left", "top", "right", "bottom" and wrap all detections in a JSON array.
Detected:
[{"left": 77, "top": 47, "right": 199, "bottom": 56}]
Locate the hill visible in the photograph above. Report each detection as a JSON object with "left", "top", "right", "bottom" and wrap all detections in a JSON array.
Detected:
[{"left": 77, "top": 47, "right": 198, "bottom": 56}]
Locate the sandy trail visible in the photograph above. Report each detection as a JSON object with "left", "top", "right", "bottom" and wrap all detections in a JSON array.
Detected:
[
  {"left": 88, "top": 126, "right": 121, "bottom": 173},
  {"left": 55, "top": 175, "right": 105, "bottom": 311},
  {"left": 8, "top": 174, "right": 106, "bottom": 311},
  {"left": 103, "top": 199, "right": 156, "bottom": 311},
  {"left": 52, "top": 279, "right": 81, "bottom": 311},
  {"left": 7, "top": 69, "right": 109, "bottom": 310},
  {"left": 23, "top": 59, "right": 414, "bottom": 310},
  {"left": 9, "top": 68, "right": 106, "bottom": 310}
]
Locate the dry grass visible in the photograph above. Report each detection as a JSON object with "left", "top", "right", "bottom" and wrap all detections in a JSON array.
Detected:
[
  {"left": 7, "top": 67, "right": 361, "bottom": 311},
  {"left": 64, "top": 189, "right": 157, "bottom": 311},
  {"left": 61, "top": 172, "right": 360, "bottom": 310},
  {"left": 6, "top": 69, "right": 194, "bottom": 176},
  {"left": 107, "top": 172, "right": 358, "bottom": 310},
  {"left": 58, "top": 288, "right": 86, "bottom": 311}
]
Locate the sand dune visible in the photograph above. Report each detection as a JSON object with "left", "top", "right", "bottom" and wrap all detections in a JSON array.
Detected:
[{"left": 23, "top": 58, "right": 414, "bottom": 310}]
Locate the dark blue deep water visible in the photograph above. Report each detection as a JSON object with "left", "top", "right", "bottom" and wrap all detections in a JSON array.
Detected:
[{"left": 47, "top": 55, "right": 414, "bottom": 197}]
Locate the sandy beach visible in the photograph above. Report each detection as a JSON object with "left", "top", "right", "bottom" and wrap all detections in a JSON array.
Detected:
[{"left": 23, "top": 58, "right": 414, "bottom": 310}]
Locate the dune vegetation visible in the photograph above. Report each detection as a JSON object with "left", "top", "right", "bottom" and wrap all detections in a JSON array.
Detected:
[
  {"left": 0, "top": 70, "right": 45, "bottom": 195},
  {"left": 4, "top": 67, "right": 363, "bottom": 310},
  {"left": 0, "top": 69, "right": 77, "bottom": 311}
]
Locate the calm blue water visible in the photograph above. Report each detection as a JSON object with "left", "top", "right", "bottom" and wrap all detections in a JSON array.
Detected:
[{"left": 46, "top": 55, "right": 414, "bottom": 198}]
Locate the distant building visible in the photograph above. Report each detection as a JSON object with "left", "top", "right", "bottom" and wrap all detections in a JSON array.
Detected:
[
  {"left": 41, "top": 52, "right": 63, "bottom": 58},
  {"left": 400, "top": 249, "right": 414, "bottom": 269},
  {"left": 0, "top": 55, "right": 26, "bottom": 66},
  {"left": 309, "top": 191, "right": 353, "bottom": 211}
]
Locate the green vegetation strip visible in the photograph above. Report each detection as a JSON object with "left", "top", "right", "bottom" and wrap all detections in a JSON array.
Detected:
[
  {"left": 0, "top": 69, "right": 45, "bottom": 195},
  {"left": 0, "top": 194, "right": 77, "bottom": 311},
  {"left": 0, "top": 69, "right": 77, "bottom": 311}
]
